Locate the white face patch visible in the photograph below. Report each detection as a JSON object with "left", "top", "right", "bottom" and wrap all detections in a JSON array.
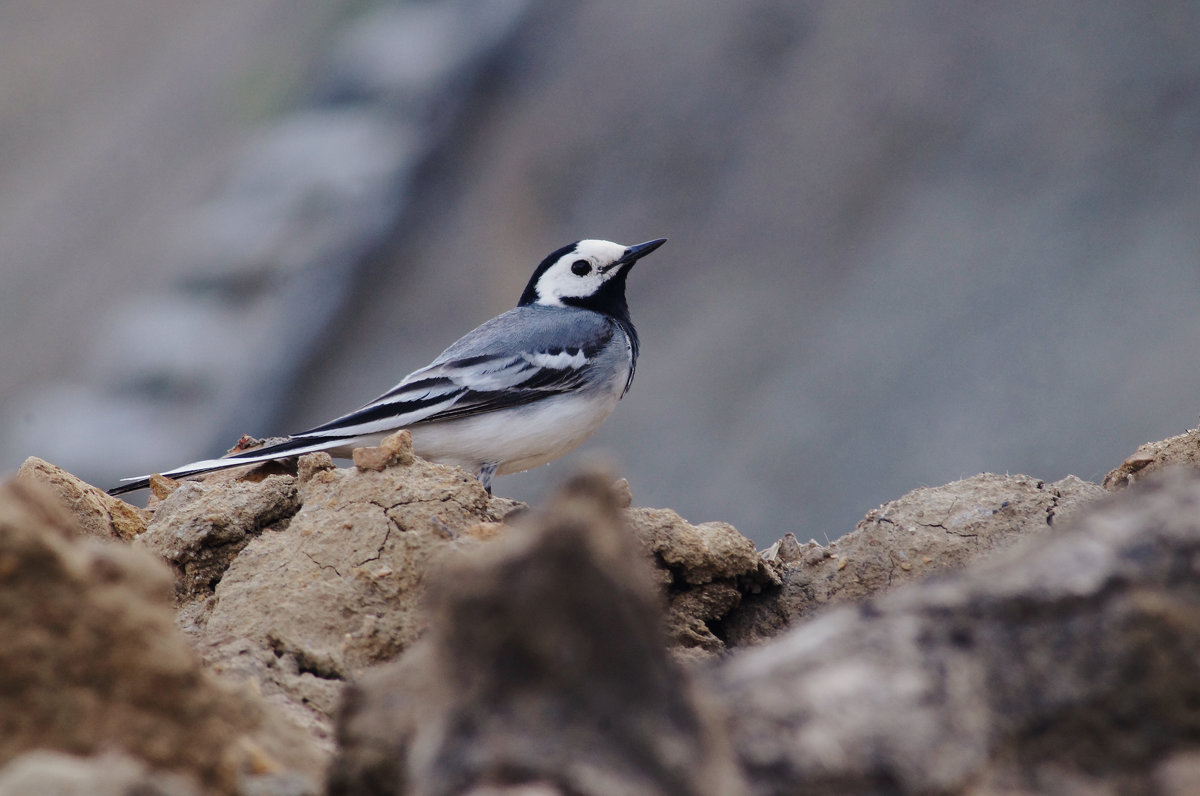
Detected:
[{"left": 532, "top": 239, "right": 629, "bottom": 306}]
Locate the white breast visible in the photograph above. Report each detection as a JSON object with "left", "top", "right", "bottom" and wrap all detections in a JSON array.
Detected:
[{"left": 409, "top": 387, "right": 624, "bottom": 475}]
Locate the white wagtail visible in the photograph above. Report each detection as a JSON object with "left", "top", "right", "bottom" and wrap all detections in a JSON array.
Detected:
[{"left": 109, "top": 238, "right": 667, "bottom": 496}]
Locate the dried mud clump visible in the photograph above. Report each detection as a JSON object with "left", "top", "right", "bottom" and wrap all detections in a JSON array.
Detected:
[
  {"left": 328, "top": 471, "right": 744, "bottom": 795},
  {"left": 722, "top": 473, "right": 1105, "bottom": 647},
  {"left": 170, "top": 436, "right": 521, "bottom": 752},
  {"left": 16, "top": 456, "right": 147, "bottom": 540},
  {"left": 0, "top": 751, "right": 202, "bottom": 796},
  {"left": 715, "top": 468, "right": 1200, "bottom": 794},
  {"left": 9, "top": 424, "right": 1200, "bottom": 795},
  {"left": 137, "top": 475, "right": 301, "bottom": 599},
  {"left": 1104, "top": 425, "right": 1200, "bottom": 488},
  {"left": 0, "top": 478, "right": 322, "bottom": 795},
  {"left": 628, "top": 505, "right": 781, "bottom": 658}
]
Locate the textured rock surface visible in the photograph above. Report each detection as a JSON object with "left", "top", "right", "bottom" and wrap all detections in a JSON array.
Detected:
[
  {"left": 183, "top": 441, "right": 519, "bottom": 751},
  {"left": 629, "top": 506, "right": 781, "bottom": 658},
  {"left": 1104, "top": 426, "right": 1200, "bottom": 489},
  {"left": 16, "top": 456, "right": 148, "bottom": 540},
  {"left": 0, "top": 479, "right": 323, "bottom": 794},
  {"left": 0, "top": 751, "right": 202, "bottom": 796},
  {"left": 8, "top": 429, "right": 1200, "bottom": 794},
  {"left": 142, "top": 433, "right": 783, "bottom": 755},
  {"left": 138, "top": 474, "right": 301, "bottom": 599},
  {"left": 715, "top": 469, "right": 1200, "bottom": 794},
  {"left": 723, "top": 473, "right": 1105, "bottom": 647},
  {"left": 327, "top": 472, "right": 743, "bottom": 795}
]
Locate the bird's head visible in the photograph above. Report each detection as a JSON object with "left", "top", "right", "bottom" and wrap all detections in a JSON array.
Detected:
[{"left": 518, "top": 238, "right": 667, "bottom": 315}]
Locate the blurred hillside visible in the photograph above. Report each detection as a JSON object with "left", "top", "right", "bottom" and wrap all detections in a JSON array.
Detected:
[{"left": 4, "top": 1, "right": 1200, "bottom": 544}]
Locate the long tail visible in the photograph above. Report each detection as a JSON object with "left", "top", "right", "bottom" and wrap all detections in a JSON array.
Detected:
[{"left": 106, "top": 433, "right": 367, "bottom": 496}]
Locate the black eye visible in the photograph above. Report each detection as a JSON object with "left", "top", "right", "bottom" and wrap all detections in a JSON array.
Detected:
[{"left": 570, "top": 260, "right": 592, "bottom": 276}]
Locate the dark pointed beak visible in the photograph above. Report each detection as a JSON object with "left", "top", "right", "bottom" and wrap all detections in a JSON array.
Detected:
[{"left": 615, "top": 238, "right": 667, "bottom": 269}]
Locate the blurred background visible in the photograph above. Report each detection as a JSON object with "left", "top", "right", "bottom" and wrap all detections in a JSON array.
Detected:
[{"left": 3, "top": 0, "right": 1199, "bottom": 546}]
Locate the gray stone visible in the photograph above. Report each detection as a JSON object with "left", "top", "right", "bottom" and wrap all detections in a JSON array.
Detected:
[
  {"left": 722, "top": 473, "right": 1105, "bottom": 647},
  {"left": 327, "top": 472, "right": 744, "bottom": 795},
  {"left": 715, "top": 469, "right": 1200, "bottom": 794}
]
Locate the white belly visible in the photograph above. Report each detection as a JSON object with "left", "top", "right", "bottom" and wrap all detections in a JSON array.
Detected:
[{"left": 408, "top": 388, "right": 624, "bottom": 475}]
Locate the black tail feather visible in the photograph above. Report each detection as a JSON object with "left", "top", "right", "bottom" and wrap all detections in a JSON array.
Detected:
[
  {"left": 105, "top": 434, "right": 335, "bottom": 497},
  {"left": 108, "top": 478, "right": 152, "bottom": 496}
]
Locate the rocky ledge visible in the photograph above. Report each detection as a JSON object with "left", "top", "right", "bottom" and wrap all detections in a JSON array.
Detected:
[{"left": 4, "top": 426, "right": 1200, "bottom": 794}]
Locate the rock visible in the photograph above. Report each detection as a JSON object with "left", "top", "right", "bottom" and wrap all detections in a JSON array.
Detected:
[
  {"left": 628, "top": 506, "right": 781, "bottom": 657},
  {"left": 327, "top": 471, "right": 743, "bottom": 795},
  {"left": 611, "top": 476, "right": 633, "bottom": 508},
  {"left": 1155, "top": 751, "right": 1200, "bottom": 796},
  {"left": 714, "top": 468, "right": 1200, "bottom": 794},
  {"left": 188, "top": 447, "right": 518, "bottom": 750},
  {"left": 16, "top": 456, "right": 148, "bottom": 540},
  {"left": 760, "top": 532, "right": 804, "bottom": 565},
  {"left": 0, "top": 478, "right": 322, "bottom": 794},
  {"left": 351, "top": 429, "right": 415, "bottom": 471},
  {"left": 722, "top": 473, "right": 1105, "bottom": 647},
  {"left": 13, "top": 434, "right": 1200, "bottom": 795},
  {"left": 137, "top": 474, "right": 301, "bottom": 599},
  {"left": 1104, "top": 426, "right": 1200, "bottom": 488},
  {"left": 0, "top": 750, "right": 202, "bottom": 796}
]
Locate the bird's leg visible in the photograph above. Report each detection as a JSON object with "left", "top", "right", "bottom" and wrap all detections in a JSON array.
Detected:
[{"left": 477, "top": 462, "right": 499, "bottom": 495}]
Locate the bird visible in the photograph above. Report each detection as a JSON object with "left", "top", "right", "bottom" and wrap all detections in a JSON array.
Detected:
[{"left": 109, "top": 238, "right": 667, "bottom": 496}]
